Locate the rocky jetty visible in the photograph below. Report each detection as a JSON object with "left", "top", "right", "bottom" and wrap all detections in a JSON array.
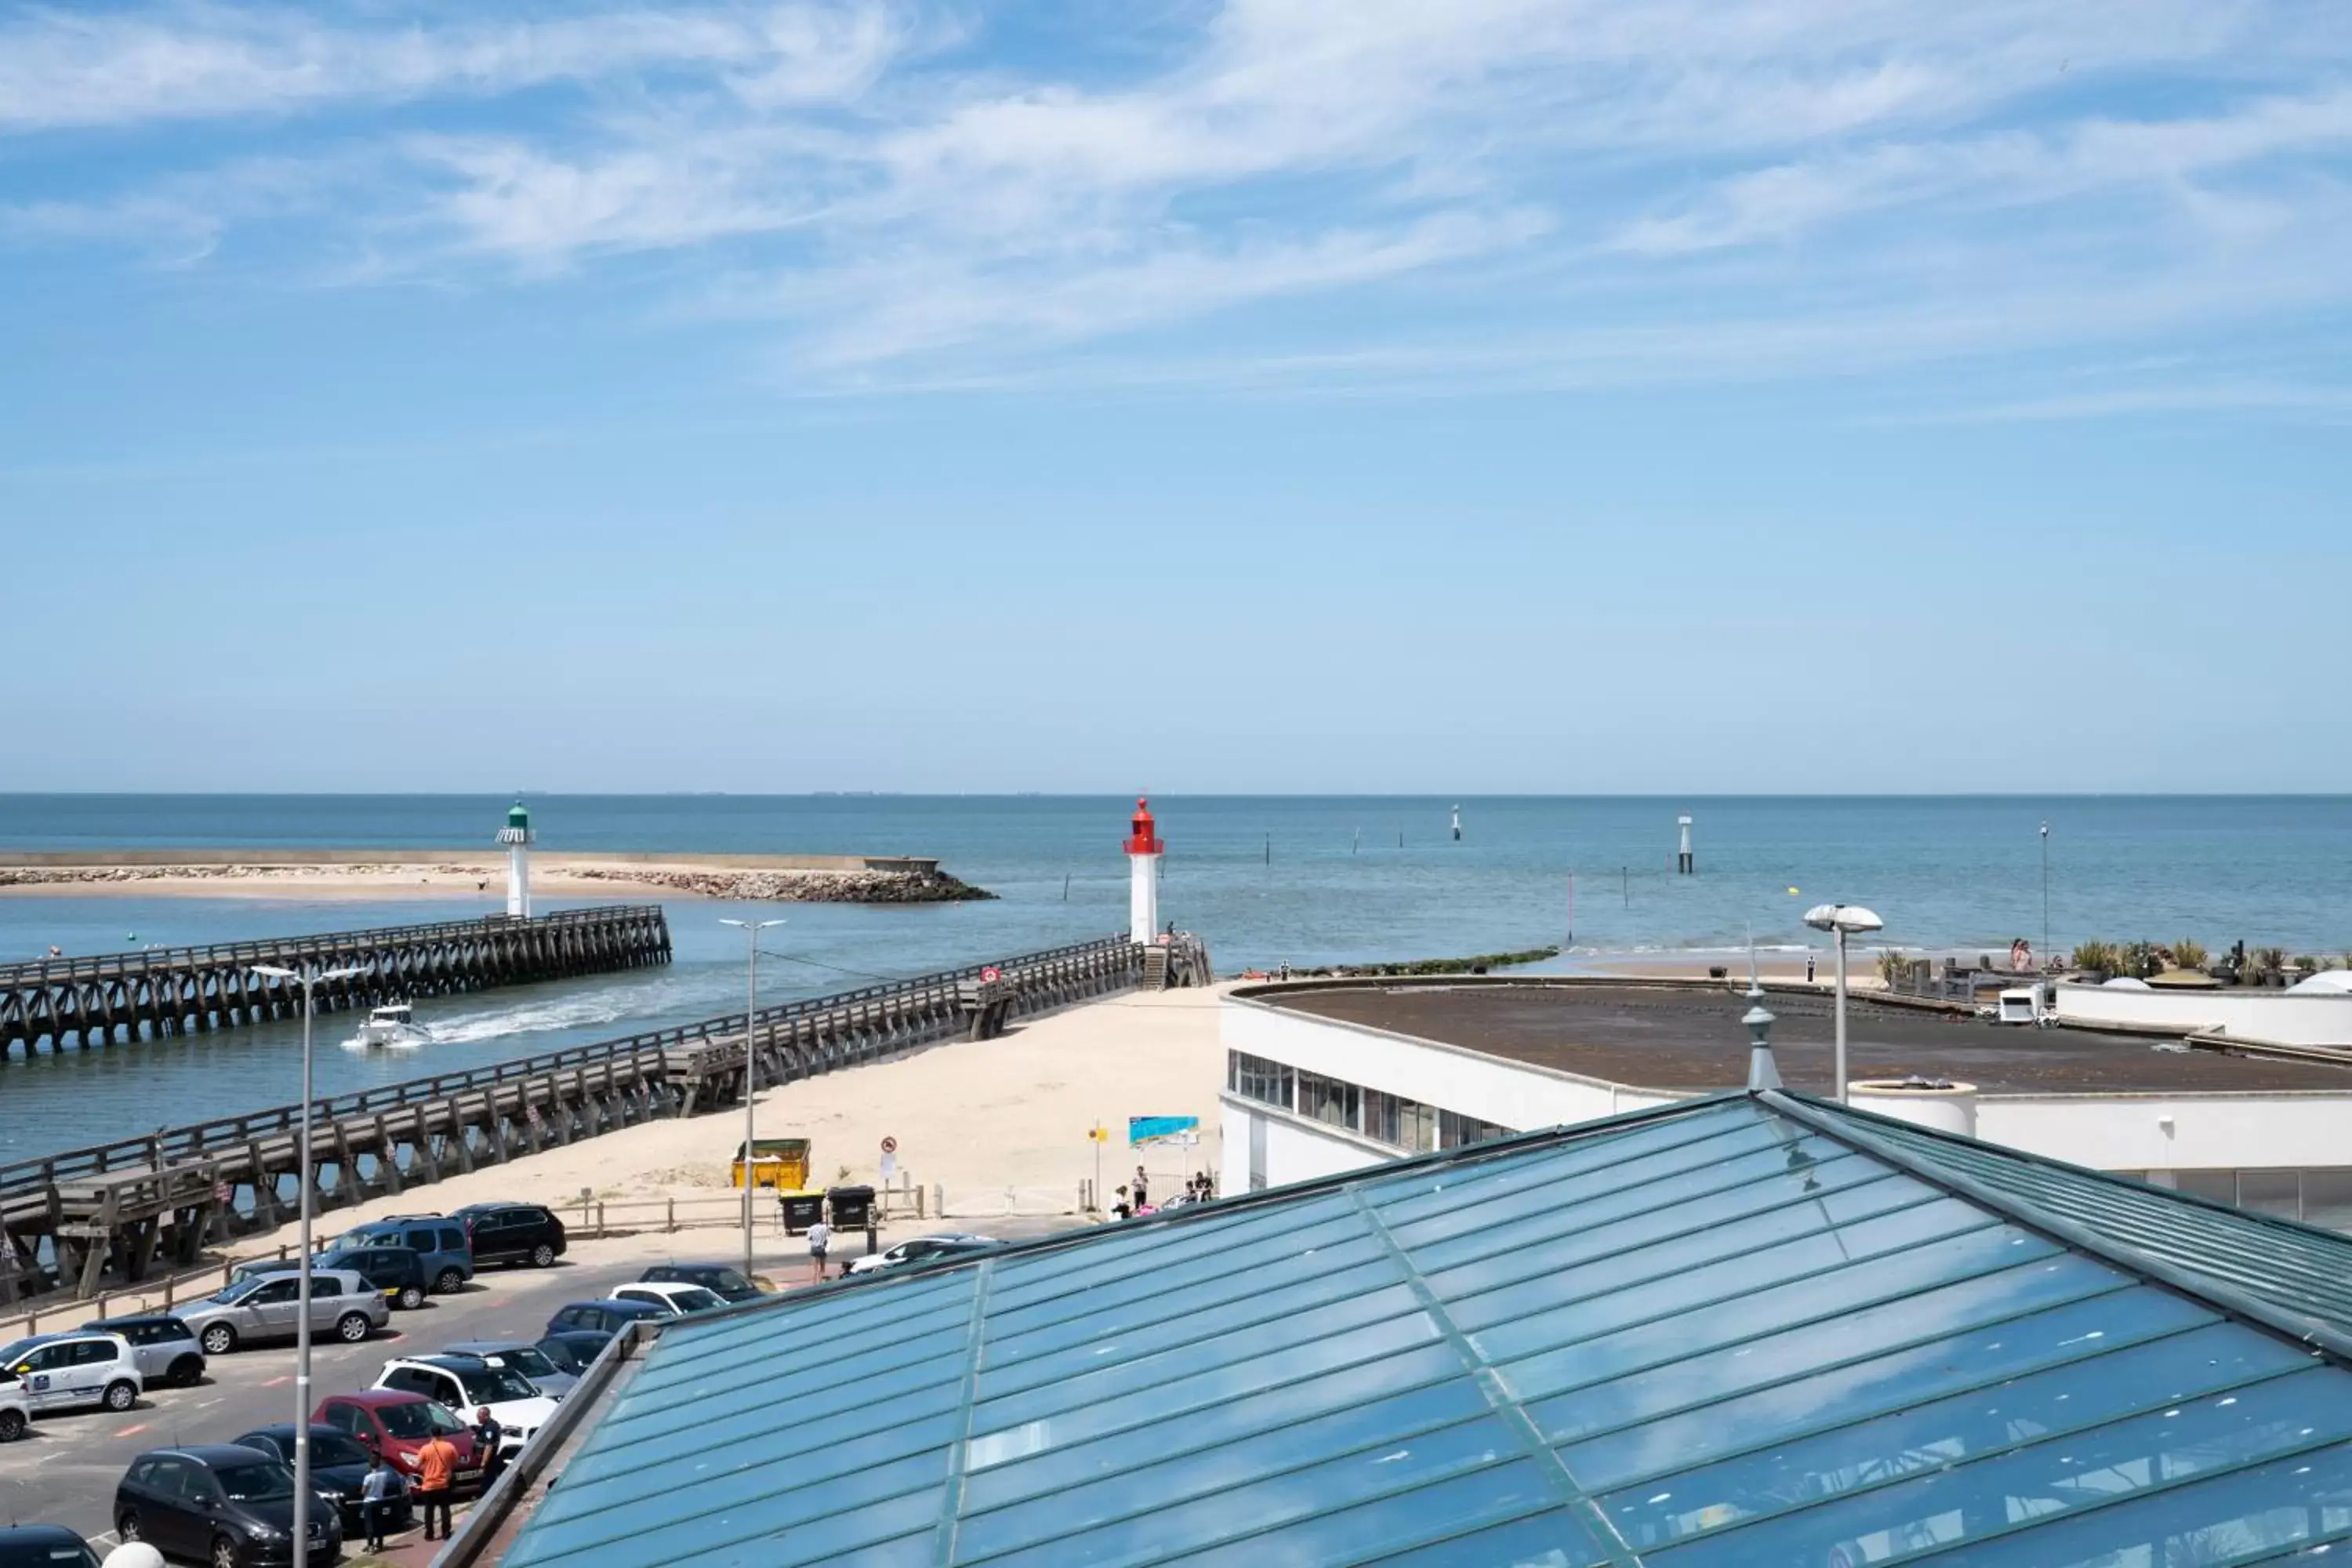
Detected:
[{"left": 568, "top": 866, "right": 996, "bottom": 903}]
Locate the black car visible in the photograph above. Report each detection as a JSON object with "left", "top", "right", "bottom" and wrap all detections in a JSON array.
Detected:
[
  {"left": 115, "top": 1444, "right": 343, "bottom": 1567},
  {"left": 316, "top": 1246, "right": 430, "bottom": 1311},
  {"left": 233, "top": 1424, "right": 410, "bottom": 1535},
  {"left": 534, "top": 1330, "right": 613, "bottom": 1379},
  {"left": 544, "top": 1298, "right": 670, "bottom": 1341},
  {"left": 637, "top": 1261, "right": 765, "bottom": 1304},
  {"left": 452, "top": 1202, "right": 568, "bottom": 1269},
  {"left": 0, "top": 1525, "right": 100, "bottom": 1567}
]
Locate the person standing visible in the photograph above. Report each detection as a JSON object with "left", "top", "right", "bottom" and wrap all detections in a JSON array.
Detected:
[
  {"left": 360, "top": 1453, "right": 404, "bottom": 1552},
  {"left": 472, "top": 1406, "right": 507, "bottom": 1491},
  {"left": 1132, "top": 1167, "right": 1149, "bottom": 1211},
  {"left": 416, "top": 1426, "right": 459, "bottom": 1541},
  {"left": 807, "top": 1217, "right": 832, "bottom": 1281}
]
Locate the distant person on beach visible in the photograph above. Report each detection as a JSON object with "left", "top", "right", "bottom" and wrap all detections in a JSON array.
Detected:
[
  {"left": 1133, "top": 1167, "right": 1149, "bottom": 1210},
  {"left": 1806, "top": 956, "right": 1816, "bottom": 984},
  {"left": 1112, "top": 1185, "right": 1131, "bottom": 1221},
  {"left": 807, "top": 1218, "right": 832, "bottom": 1279}
]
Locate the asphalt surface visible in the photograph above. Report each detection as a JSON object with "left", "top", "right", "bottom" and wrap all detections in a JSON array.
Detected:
[
  {"left": 1266, "top": 981, "right": 2352, "bottom": 1094},
  {"left": 0, "top": 1218, "right": 1073, "bottom": 1557}
]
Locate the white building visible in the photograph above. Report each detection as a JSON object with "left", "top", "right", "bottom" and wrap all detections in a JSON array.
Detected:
[{"left": 1221, "top": 975, "right": 2352, "bottom": 1232}]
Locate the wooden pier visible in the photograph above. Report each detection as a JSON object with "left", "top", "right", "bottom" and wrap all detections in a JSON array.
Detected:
[
  {"left": 0, "top": 906, "right": 673, "bottom": 1054},
  {"left": 0, "top": 933, "right": 1198, "bottom": 1305}
]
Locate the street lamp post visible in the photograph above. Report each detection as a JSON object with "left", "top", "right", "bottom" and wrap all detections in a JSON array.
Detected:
[
  {"left": 2040, "top": 822, "right": 2051, "bottom": 967},
  {"left": 249, "top": 961, "right": 361, "bottom": 1565},
  {"left": 719, "top": 918, "right": 786, "bottom": 1283},
  {"left": 1802, "top": 905, "right": 1884, "bottom": 1105}
]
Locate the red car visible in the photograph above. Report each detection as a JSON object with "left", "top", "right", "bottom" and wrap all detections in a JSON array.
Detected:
[{"left": 312, "top": 1389, "right": 485, "bottom": 1494}]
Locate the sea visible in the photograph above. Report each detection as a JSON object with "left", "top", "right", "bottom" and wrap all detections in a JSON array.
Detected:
[{"left": 2, "top": 793, "right": 2347, "bottom": 1160}]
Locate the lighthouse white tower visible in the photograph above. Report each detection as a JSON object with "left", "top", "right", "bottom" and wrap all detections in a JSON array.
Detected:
[
  {"left": 497, "top": 800, "right": 535, "bottom": 917},
  {"left": 1124, "top": 797, "right": 1163, "bottom": 944}
]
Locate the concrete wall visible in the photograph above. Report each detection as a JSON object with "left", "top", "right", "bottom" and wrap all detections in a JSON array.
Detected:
[
  {"left": 1223, "top": 996, "right": 1681, "bottom": 1131},
  {"left": 1219, "top": 1095, "right": 1396, "bottom": 1192},
  {"left": 1978, "top": 1094, "right": 2352, "bottom": 1174},
  {"left": 2053, "top": 982, "right": 2352, "bottom": 1046}
]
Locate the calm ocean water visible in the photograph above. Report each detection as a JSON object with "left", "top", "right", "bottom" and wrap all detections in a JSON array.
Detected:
[{"left": 2, "top": 793, "right": 2347, "bottom": 1160}]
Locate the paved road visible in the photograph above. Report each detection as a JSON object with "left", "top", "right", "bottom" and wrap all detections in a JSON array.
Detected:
[{"left": 1, "top": 1217, "right": 1073, "bottom": 1553}]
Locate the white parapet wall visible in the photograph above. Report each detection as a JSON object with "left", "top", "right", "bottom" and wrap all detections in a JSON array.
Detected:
[
  {"left": 1977, "top": 1093, "right": 2352, "bottom": 1174},
  {"left": 2052, "top": 982, "right": 2352, "bottom": 1047}
]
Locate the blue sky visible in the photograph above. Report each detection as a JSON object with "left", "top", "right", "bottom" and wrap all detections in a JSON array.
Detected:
[{"left": 2, "top": 2, "right": 2348, "bottom": 794}]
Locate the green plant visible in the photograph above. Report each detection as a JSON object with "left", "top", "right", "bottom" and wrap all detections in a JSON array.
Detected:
[
  {"left": 2116, "top": 942, "right": 2161, "bottom": 980},
  {"left": 2070, "top": 939, "right": 2118, "bottom": 973},
  {"left": 2254, "top": 946, "right": 2288, "bottom": 973},
  {"left": 2295, "top": 953, "right": 2320, "bottom": 975},
  {"left": 2172, "top": 938, "right": 2209, "bottom": 971},
  {"left": 1876, "top": 948, "right": 1907, "bottom": 986}
]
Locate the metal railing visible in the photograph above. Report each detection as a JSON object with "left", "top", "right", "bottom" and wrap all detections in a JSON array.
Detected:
[
  {"left": 0, "top": 934, "right": 1133, "bottom": 1202},
  {"left": 0, "top": 904, "right": 664, "bottom": 988}
]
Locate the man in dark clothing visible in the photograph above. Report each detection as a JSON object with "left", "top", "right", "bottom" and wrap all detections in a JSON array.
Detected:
[{"left": 473, "top": 1407, "right": 507, "bottom": 1491}]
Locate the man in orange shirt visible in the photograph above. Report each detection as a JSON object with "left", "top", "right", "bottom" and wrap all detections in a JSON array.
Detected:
[{"left": 416, "top": 1427, "right": 460, "bottom": 1541}]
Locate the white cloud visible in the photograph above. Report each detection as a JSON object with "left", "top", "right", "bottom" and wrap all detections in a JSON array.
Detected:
[{"left": 6, "top": 0, "right": 2352, "bottom": 397}]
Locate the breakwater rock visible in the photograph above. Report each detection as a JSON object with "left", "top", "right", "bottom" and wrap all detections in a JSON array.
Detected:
[{"left": 568, "top": 866, "right": 997, "bottom": 903}]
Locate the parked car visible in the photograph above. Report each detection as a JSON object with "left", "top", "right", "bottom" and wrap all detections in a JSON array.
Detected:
[
  {"left": 114, "top": 1444, "right": 343, "bottom": 1566},
  {"left": 608, "top": 1281, "right": 727, "bottom": 1317},
  {"left": 636, "top": 1261, "right": 769, "bottom": 1303},
  {"left": 532, "top": 1332, "right": 612, "bottom": 1381},
  {"left": 846, "top": 1233, "right": 1001, "bottom": 1276},
  {"left": 545, "top": 1298, "right": 671, "bottom": 1341},
  {"left": 336, "top": 1217, "right": 473, "bottom": 1294},
  {"left": 82, "top": 1312, "right": 207, "bottom": 1388},
  {"left": 440, "top": 1339, "right": 579, "bottom": 1399},
  {"left": 0, "top": 1524, "right": 100, "bottom": 1566},
  {"left": 311, "top": 1391, "right": 483, "bottom": 1494},
  {"left": 171, "top": 1269, "right": 387, "bottom": 1356},
  {"left": 0, "top": 1374, "right": 28, "bottom": 1443},
  {"left": 448, "top": 1202, "right": 568, "bottom": 1269},
  {"left": 314, "top": 1247, "right": 430, "bottom": 1311},
  {"left": 372, "top": 1355, "right": 556, "bottom": 1454},
  {"left": 0, "top": 1332, "right": 141, "bottom": 1416},
  {"left": 234, "top": 1423, "right": 412, "bottom": 1535}
]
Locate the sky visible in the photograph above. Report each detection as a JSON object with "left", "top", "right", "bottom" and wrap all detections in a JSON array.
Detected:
[{"left": 2, "top": 1, "right": 2348, "bottom": 795}]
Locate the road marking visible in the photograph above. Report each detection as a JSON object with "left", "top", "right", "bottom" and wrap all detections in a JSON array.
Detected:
[
  {"left": 191, "top": 1396, "right": 222, "bottom": 1410},
  {"left": 263, "top": 1375, "right": 291, "bottom": 1386},
  {"left": 90, "top": 1533, "right": 118, "bottom": 1548},
  {"left": 115, "top": 1423, "right": 150, "bottom": 1436}
]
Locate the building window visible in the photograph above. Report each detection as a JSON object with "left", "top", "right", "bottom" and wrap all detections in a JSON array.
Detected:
[
  {"left": 1226, "top": 1051, "right": 1294, "bottom": 1112},
  {"left": 2238, "top": 1170, "right": 2301, "bottom": 1220},
  {"left": 1439, "top": 1109, "right": 1512, "bottom": 1150},
  {"left": 2305, "top": 1171, "right": 2352, "bottom": 1233},
  {"left": 1364, "top": 1091, "right": 1438, "bottom": 1152},
  {"left": 1296, "top": 1073, "right": 1361, "bottom": 1134}
]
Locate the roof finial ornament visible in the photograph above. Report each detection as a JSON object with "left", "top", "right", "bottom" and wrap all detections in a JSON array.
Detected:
[{"left": 1743, "top": 928, "right": 1780, "bottom": 1091}]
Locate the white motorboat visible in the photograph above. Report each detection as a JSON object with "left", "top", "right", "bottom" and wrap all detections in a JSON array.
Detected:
[{"left": 354, "top": 1003, "right": 432, "bottom": 1048}]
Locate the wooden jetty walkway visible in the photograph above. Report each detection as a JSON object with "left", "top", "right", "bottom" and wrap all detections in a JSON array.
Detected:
[
  {"left": 0, "top": 933, "right": 1207, "bottom": 1305},
  {"left": 0, "top": 906, "right": 673, "bottom": 1054}
]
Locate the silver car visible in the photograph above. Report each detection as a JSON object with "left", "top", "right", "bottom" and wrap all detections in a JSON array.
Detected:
[
  {"left": 440, "top": 1339, "right": 579, "bottom": 1400},
  {"left": 170, "top": 1269, "right": 388, "bottom": 1356}
]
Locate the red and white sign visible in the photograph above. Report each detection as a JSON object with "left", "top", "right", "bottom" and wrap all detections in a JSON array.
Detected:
[
  {"left": 980, "top": 965, "right": 1001, "bottom": 983},
  {"left": 214, "top": 1182, "right": 232, "bottom": 1204},
  {"left": 880, "top": 1135, "right": 898, "bottom": 1154}
]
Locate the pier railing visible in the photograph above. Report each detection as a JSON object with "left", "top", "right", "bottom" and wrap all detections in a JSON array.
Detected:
[
  {"left": 0, "top": 905, "right": 655, "bottom": 988},
  {"left": 0, "top": 934, "right": 1134, "bottom": 1202}
]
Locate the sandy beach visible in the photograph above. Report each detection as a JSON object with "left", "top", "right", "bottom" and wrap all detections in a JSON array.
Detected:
[{"left": 0, "top": 851, "right": 988, "bottom": 903}]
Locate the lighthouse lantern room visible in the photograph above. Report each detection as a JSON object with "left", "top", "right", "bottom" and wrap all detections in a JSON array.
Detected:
[
  {"left": 497, "top": 799, "right": 535, "bottom": 917},
  {"left": 1124, "top": 797, "right": 1163, "bottom": 944}
]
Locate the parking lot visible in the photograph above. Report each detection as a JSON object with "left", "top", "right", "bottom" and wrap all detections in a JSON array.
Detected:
[{"left": 2, "top": 1217, "right": 1076, "bottom": 1553}]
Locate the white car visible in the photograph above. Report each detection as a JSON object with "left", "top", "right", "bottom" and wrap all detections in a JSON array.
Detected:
[
  {"left": 0, "top": 1331, "right": 143, "bottom": 1417},
  {"left": 608, "top": 1281, "right": 728, "bottom": 1318},
  {"left": 374, "top": 1355, "right": 557, "bottom": 1454},
  {"left": 0, "top": 1371, "right": 28, "bottom": 1441},
  {"left": 847, "top": 1233, "right": 1001, "bottom": 1276}
]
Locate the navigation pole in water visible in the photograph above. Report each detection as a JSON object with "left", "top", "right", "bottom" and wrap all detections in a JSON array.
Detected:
[
  {"left": 499, "top": 799, "right": 535, "bottom": 916},
  {"left": 1451, "top": 804, "right": 1462, "bottom": 841},
  {"left": 1677, "top": 814, "right": 1694, "bottom": 875}
]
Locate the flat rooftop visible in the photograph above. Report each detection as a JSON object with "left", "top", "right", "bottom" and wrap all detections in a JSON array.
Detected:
[{"left": 1257, "top": 980, "right": 2352, "bottom": 1095}]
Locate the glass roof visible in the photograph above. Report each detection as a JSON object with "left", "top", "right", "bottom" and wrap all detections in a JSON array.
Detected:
[{"left": 500, "top": 1096, "right": 2352, "bottom": 1568}]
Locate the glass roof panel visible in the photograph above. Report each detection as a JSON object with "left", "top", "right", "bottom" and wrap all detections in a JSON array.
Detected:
[
  {"left": 1596, "top": 1320, "right": 2318, "bottom": 1552},
  {"left": 953, "top": 1377, "right": 1495, "bottom": 1560},
  {"left": 1530, "top": 1254, "right": 2129, "bottom": 1450},
  {"left": 1643, "top": 1369, "right": 2352, "bottom": 1568},
  {"left": 957, "top": 1413, "right": 1524, "bottom": 1568},
  {"left": 1555, "top": 1282, "right": 2216, "bottom": 1489},
  {"left": 1156, "top": 1464, "right": 1590, "bottom": 1567},
  {"left": 1913, "top": 1440, "right": 2352, "bottom": 1566},
  {"left": 1363, "top": 1102, "right": 1767, "bottom": 1229},
  {"left": 1403, "top": 1140, "right": 1875, "bottom": 1276}
]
